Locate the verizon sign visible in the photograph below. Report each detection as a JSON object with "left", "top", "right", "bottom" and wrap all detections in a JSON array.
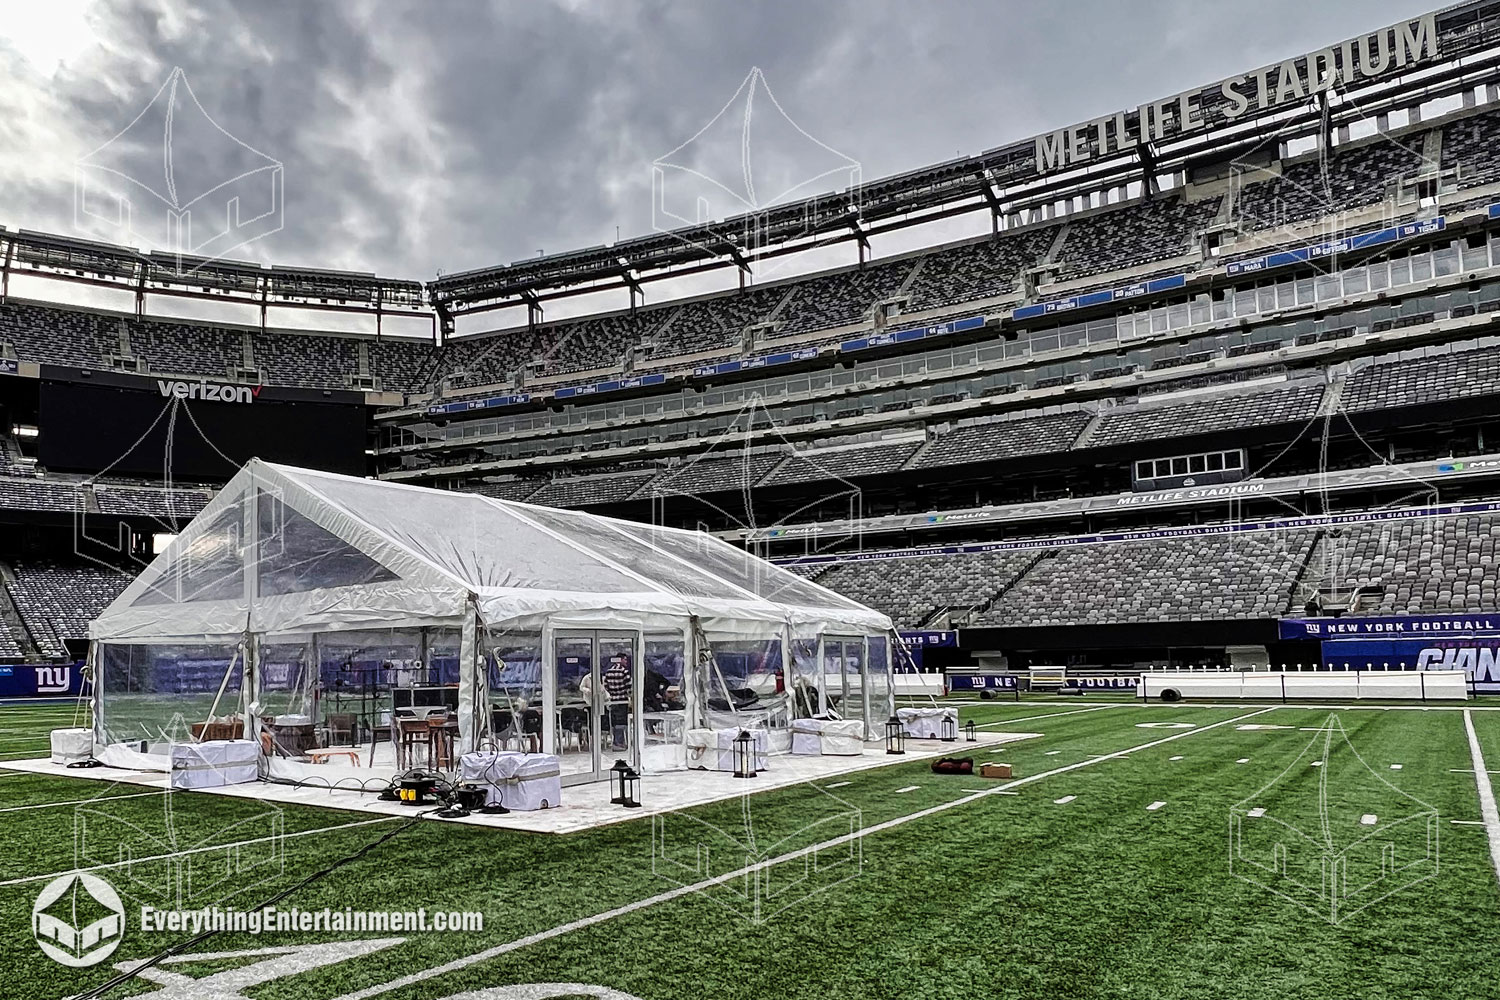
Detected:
[{"left": 157, "top": 379, "right": 260, "bottom": 404}]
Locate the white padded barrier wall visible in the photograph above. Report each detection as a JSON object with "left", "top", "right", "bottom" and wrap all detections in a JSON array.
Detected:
[
  {"left": 894, "top": 674, "right": 945, "bottom": 697},
  {"left": 1138, "top": 671, "right": 1468, "bottom": 701}
]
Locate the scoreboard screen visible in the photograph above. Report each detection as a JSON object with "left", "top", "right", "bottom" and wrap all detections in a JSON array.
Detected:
[{"left": 38, "top": 372, "right": 368, "bottom": 480}]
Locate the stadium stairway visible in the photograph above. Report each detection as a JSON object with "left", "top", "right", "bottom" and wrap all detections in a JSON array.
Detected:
[
  {"left": 954, "top": 548, "right": 1056, "bottom": 628},
  {"left": 895, "top": 430, "right": 940, "bottom": 471},
  {"left": 895, "top": 255, "right": 926, "bottom": 300},
  {"left": 0, "top": 562, "right": 39, "bottom": 659},
  {"left": 1283, "top": 528, "right": 1330, "bottom": 615},
  {"left": 1070, "top": 407, "right": 1109, "bottom": 451},
  {"left": 1318, "top": 370, "right": 1348, "bottom": 417}
]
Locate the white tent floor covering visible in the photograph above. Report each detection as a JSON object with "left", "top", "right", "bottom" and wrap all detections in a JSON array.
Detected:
[{"left": 2, "top": 732, "right": 1039, "bottom": 834}]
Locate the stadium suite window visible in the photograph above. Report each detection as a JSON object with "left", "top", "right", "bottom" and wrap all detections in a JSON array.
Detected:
[
  {"left": 1411, "top": 252, "right": 1433, "bottom": 283},
  {"left": 1434, "top": 244, "right": 1460, "bottom": 278},
  {"left": 1233, "top": 286, "right": 1256, "bottom": 316}
]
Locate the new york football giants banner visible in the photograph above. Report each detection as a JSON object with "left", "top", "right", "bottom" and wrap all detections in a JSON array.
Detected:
[
  {"left": 0, "top": 664, "right": 85, "bottom": 698},
  {"left": 1279, "top": 615, "right": 1500, "bottom": 640},
  {"left": 947, "top": 672, "right": 1019, "bottom": 692},
  {"left": 1280, "top": 615, "right": 1500, "bottom": 693}
]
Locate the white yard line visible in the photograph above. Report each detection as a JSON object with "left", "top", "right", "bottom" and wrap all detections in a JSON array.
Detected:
[
  {"left": 331, "top": 706, "right": 1277, "bottom": 1000},
  {"left": 1146, "top": 801, "right": 1166, "bottom": 811},
  {"left": 0, "top": 789, "right": 162, "bottom": 814},
  {"left": 1462, "top": 709, "right": 1500, "bottom": 885},
  {"left": 0, "top": 816, "right": 401, "bottom": 888},
  {"left": 894, "top": 786, "right": 920, "bottom": 794}
]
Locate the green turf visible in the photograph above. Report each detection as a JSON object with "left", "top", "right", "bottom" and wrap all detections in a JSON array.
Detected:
[{"left": 0, "top": 702, "right": 1498, "bottom": 999}]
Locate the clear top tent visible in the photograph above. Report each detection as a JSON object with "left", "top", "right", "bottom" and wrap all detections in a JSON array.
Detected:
[{"left": 88, "top": 460, "right": 896, "bottom": 784}]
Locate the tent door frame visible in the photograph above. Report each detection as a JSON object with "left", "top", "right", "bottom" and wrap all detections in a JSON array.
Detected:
[
  {"left": 551, "top": 628, "right": 643, "bottom": 786},
  {"left": 824, "top": 634, "right": 871, "bottom": 737}
]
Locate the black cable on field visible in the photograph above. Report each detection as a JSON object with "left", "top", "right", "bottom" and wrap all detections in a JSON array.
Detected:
[{"left": 66, "top": 800, "right": 446, "bottom": 1000}]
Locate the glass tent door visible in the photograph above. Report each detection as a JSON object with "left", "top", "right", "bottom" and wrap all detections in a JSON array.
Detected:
[
  {"left": 552, "top": 630, "right": 640, "bottom": 785},
  {"left": 823, "top": 636, "right": 869, "bottom": 736}
]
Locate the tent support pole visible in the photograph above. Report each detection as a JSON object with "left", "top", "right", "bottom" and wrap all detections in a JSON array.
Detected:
[
  {"left": 457, "top": 601, "right": 479, "bottom": 759},
  {"left": 243, "top": 635, "right": 259, "bottom": 746},
  {"left": 203, "top": 642, "right": 244, "bottom": 738},
  {"left": 540, "top": 619, "right": 556, "bottom": 756}
]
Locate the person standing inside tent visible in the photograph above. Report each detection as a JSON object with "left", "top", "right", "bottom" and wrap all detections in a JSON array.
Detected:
[{"left": 604, "top": 653, "right": 632, "bottom": 750}]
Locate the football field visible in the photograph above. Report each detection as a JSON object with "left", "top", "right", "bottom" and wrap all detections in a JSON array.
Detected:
[{"left": 3, "top": 698, "right": 1500, "bottom": 1000}]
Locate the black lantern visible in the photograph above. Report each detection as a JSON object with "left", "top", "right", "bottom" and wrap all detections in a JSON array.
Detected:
[
  {"left": 885, "top": 716, "right": 906, "bottom": 755},
  {"left": 609, "top": 758, "right": 632, "bottom": 804},
  {"left": 732, "top": 730, "right": 757, "bottom": 779},
  {"left": 941, "top": 713, "right": 958, "bottom": 742},
  {"left": 609, "top": 759, "right": 642, "bottom": 808},
  {"left": 965, "top": 719, "right": 978, "bottom": 742}
]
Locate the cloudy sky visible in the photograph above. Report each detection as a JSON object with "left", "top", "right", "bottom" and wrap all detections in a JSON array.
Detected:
[{"left": 0, "top": 0, "right": 1432, "bottom": 286}]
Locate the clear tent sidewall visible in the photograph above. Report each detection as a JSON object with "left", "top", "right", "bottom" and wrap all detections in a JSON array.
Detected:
[{"left": 91, "top": 613, "right": 896, "bottom": 778}]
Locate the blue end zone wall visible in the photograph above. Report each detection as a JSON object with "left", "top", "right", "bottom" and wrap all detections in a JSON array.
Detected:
[{"left": 0, "top": 663, "right": 85, "bottom": 698}]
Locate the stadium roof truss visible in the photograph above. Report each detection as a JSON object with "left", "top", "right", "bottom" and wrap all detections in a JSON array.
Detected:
[
  {"left": 6, "top": 5, "right": 1500, "bottom": 338},
  {"left": 427, "top": 2, "right": 1500, "bottom": 316},
  {"left": 0, "top": 227, "right": 427, "bottom": 319}
]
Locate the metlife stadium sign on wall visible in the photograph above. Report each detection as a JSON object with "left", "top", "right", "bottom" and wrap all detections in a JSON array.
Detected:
[
  {"left": 1280, "top": 615, "right": 1500, "bottom": 693},
  {"left": 1032, "top": 12, "right": 1438, "bottom": 175}
]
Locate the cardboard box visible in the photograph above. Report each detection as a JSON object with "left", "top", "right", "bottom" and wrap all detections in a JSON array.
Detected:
[{"left": 979, "top": 762, "right": 1013, "bottom": 779}]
